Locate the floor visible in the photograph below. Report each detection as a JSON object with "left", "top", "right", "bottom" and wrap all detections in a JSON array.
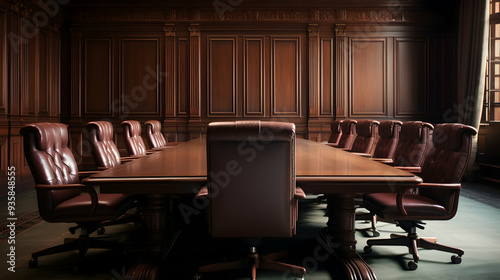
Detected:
[{"left": 1, "top": 181, "right": 500, "bottom": 279}]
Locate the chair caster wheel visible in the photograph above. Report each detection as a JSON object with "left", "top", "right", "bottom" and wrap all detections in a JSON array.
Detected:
[
  {"left": 194, "top": 273, "right": 202, "bottom": 279},
  {"left": 364, "top": 246, "right": 372, "bottom": 254},
  {"left": 97, "top": 227, "right": 105, "bottom": 235},
  {"left": 451, "top": 255, "right": 462, "bottom": 264},
  {"left": 408, "top": 261, "right": 418, "bottom": 270},
  {"left": 28, "top": 258, "right": 38, "bottom": 268}
]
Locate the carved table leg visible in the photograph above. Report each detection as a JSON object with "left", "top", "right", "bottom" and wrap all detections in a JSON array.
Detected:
[
  {"left": 125, "top": 194, "right": 168, "bottom": 280},
  {"left": 326, "top": 194, "right": 377, "bottom": 280}
]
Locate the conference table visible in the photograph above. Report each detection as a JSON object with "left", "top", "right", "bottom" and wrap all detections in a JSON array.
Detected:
[{"left": 84, "top": 138, "right": 422, "bottom": 280}]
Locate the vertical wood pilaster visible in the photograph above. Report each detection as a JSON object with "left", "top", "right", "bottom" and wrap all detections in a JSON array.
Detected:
[
  {"left": 189, "top": 24, "right": 201, "bottom": 120},
  {"left": 335, "top": 24, "right": 348, "bottom": 118},
  {"left": 308, "top": 24, "right": 320, "bottom": 119},
  {"left": 164, "top": 24, "right": 176, "bottom": 118}
]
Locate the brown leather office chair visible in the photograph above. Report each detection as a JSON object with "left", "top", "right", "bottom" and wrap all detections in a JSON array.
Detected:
[
  {"left": 348, "top": 119, "right": 380, "bottom": 154},
  {"left": 86, "top": 121, "right": 135, "bottom": 169},
  {"left": 371, "top": 120, "right": 403, "bottom": 160},
  {"left": 195, "top": 121, "right": 306, "bottom": 280},
  {"left": 326, "top": 120, "right": 343, "bottom": 146},
  {"left": 20, "top": 123, "right": 134, "bottom": 271},
  {"left": 387, "top": 121, "right": 434, "bottom": 169},
  {"left": 121, "top": 120, "right": 151, "bottom": 156},
  {"left": 336, "top": 119, "right": 357, "bottom": 149},
  {"left": 145, "top": 120, "right": 167, "bottom": 149},
  {"left": 363, "top": 123, "right": 477, "bottom": 270},
  {"left": 144, "top": 120, "right": 178, "bottom": 150}
]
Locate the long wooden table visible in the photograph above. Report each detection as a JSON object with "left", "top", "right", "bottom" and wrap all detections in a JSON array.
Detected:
[{"left": 85, "top": 138, "right": 422, "bottom": 280}]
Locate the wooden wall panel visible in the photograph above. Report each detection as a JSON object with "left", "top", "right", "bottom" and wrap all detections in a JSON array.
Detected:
[
  {"left": 395, "top": 38, "right": 427, "bottom": 117},
  {"left": 27, "top": 32, "right": 37, "bottom": 115},
  {"left": 350, "top": 38, "right": 386, "bottom": 116},
  {"left": 207, "top": 37, "right": 236, "bottom": 116},
  {"left": 321, "top": 38, "right": 334, "bottom": 116},
  {"left": 177, "top": 38, "right": 188, "bottom": 115},
  {"left": 244, "top": 37, "right": 264, "bottom": 116},
  {"left": 84, "top": 39, "right": 112, "bottom": 115},
  {"left": 38, "top": 30, "right": 49, "bottom": 115},
  {"left": 272, "top": 37, "right": 300, "bottom": 116},
  {"left": 0, "top": 7, "right": 5, "bottom": 116},
  {"left": 121, "top": 38, "right": 161, "bottom": 116}
]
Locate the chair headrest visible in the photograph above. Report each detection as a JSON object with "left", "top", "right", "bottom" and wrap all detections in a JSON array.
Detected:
[
  {"left": 87, "top": 121, "right": 114, "bottom": 142},
  {"left": 378, "top": 120, "right": 402, "bottom": 138},
  {"left": 432, "top": 123, "right": 477, "bottom": 151},
  {"left": 208, "top": 121, "right": 295, "bottom": 142},
  {"left": 400, "top": 121, "right": 434, "bottom": 143},
  {"left": 356, "top": 120, "right": 380, "bottom": 137},
  {"left": 340, "top": 119, "right": 357, "bottom": 134},
  {"left": 20, "top": 123, "right": 69, "bottom": 152},
  {"left": 330, "top": 120, "right": 343, "bottom": 133},
  {"left": 121, "top": 120, "right": 142, "bottom": 137},
  {"left": 145, "top": 120, "right": 162, "bottom": 133}
]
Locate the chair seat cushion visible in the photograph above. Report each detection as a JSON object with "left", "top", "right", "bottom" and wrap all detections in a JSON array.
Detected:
[
  {"left": 51, "top": 193, "right": 133, "bottom": 221},
  {"left": 363, "top": 193, "right": 447, "bottom": 218}
]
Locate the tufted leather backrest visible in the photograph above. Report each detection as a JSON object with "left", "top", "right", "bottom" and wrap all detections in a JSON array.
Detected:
[
  {"left": 419, "top": 123, "right": 477, "bottom": 211},
  {"left": 121, "top": 120, "right": 147, "bottom": 156},
  {"left": 86, "top": 121, "right": 121, "bottom": 168},
  {"left": 20, "top": 123, "right": 81, "bottom": 220},
  {"left": 145, "top": 120, "right": 167, "bottom": 149},
  {"left": 207, "top": 121, "right": 295, "bottom": 238},
  {"left": 337, "top": 119, "right": 357, "bottom": 149},
  {"left": 393, "top": 121, "right": 434, "bottom": 167},
  {"left": 328, "top": 120, "right": 343, "bottom": 144},
  {"left": 350, "top": 120, "right": 380, "bottom": 153},
  {"left": 372, "top": 120, "right": 402, "bottom": 159}
]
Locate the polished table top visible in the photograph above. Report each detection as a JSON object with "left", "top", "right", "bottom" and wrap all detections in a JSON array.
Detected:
[{"left": 85, "top": 138, "right": 422, "bottom": 194}]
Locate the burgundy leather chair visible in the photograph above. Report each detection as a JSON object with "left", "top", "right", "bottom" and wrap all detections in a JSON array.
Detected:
[
  {"left": 195, "top": 121, "right": 306, "bottom": 280},
  {"left": 363, "top": 123, "right": 477, "bottom": 270},
  {"left": 371, "top": 120, "right": 403, "bottom": 160},
  {"left": 86, "top": 121, "right": 135, "bottom": 169},
  {"left": 121, "top": 120, "right": 151, "bottom": 156},
  {"left": 336, "top": 119, "right": 357, "bottom": 149},
  {"left": 326, "top": 120, "right": 343, "bottom": 146},
  {"left": 20, "top": 123, "right": 134, "bottom": 270},
  {"left": 145, "top": 120, "right": 167, "bottom": 149},
  {"left": 388, "top": 121, "right": 434, "bottom": 170},
  {"left": 144, "top": 120, "right": 178, "bottom": 150},
  {"left": 348, "top": 120, "right": 380, "bottom": 154}
]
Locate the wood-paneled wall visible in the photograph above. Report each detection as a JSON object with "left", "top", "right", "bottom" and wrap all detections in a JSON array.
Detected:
[
  {"left": 1, "top": 0, "right": 461, "bottom": 192},
  {"left": 0, "top": 0, "right": 62, "bottom": 196}
]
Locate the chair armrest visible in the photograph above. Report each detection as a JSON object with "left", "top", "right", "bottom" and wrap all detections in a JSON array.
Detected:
[
  {"left": 196, "top": 186, "right": 208, "bottom": 198},
  {"left": 351, "top": 152, "right": 372, "bottom": 158},
  {"left": 395, "top": 166, "right": 421, "bottom": 174},
  {"left": 324, "top": 143, "right": 338, "bottom": 147},
  {"left": 78, "top": 170, "right": 100, "bottom": 179},
  {"left": 294, "top": 187, "right": 306, "bottom": 199},
  {"left": 396, "top": 182, "right": 461, "bottom": 216},
  {"left": 372, "top": 158, "right": 394, "bottom": 164},
  {"left": 36, "top": 184, "right": 98, "bottom": 215}
]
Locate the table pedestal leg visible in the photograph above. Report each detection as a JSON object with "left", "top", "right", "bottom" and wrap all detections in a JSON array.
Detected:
[
  {"left": 125, "top": 194, "right": 167, "bottom": 280},
  {"left": 326, "top": 194, "right": 377, "bottom": 280}
]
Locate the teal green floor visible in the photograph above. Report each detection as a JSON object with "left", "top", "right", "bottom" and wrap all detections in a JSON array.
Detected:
[{"left": 1, "top": 182, "right": 500, "bottom": 279}]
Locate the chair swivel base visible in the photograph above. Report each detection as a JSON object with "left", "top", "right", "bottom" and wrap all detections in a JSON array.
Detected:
[
  {"left": 195, "top": 247, "right": 306, "bottom": 280},
  {"left": 29, "top": 233, "right": 128, "bottom": 272},
  {"left": 364, "top": 232, "right": 463, "bottom": 270}
]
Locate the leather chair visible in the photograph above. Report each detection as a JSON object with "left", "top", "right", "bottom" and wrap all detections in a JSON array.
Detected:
[
  {"left": 144, "top": 120, "right": 178, "bottom": 150},
  {"left": 86, "top": 121, "right": 135, "bottom": 169},
  {"left": 325, "top": 120, "right": 343, "bottom": 147},
  {"left": 371, "top": 120, "right": 403, "bottom": 160},
  {"left": 20, "top": 123, "right": 134, "bottom": 270},
  {"left": 363, "top": 123, "right": 477, "bottom": 270},
  {"left": 121, "top": 120, "right": 152, "bottom": 157},
  {"left": 336, "top": 119, "right": 357, "bottom": 149},
  {"left": 195, "top": 121, "right": 306, "bottom": 280},
  {"left": 348, "top": 120, "right": 380, "bottom": 154},
  {"left": 385, "top": 121, "right": 434, "bottom": 170}
]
